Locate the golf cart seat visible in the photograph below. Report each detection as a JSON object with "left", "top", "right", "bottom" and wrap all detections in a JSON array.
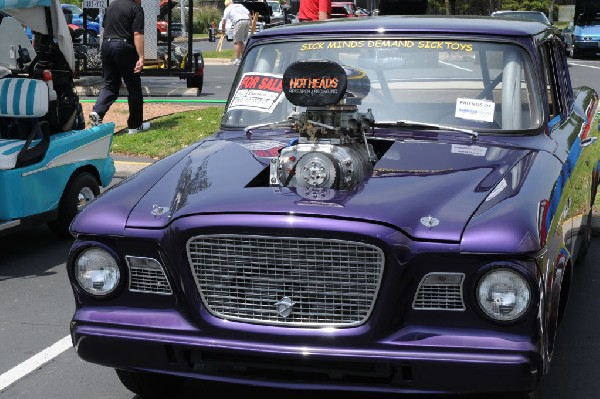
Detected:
[{"left": 0, "top": 77, "right": 50, "bottom": 169}]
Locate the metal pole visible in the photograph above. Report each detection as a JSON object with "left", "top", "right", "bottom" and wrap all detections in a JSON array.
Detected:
[{"left": 180, "top": 0, "right": 187, "bottom": 36}]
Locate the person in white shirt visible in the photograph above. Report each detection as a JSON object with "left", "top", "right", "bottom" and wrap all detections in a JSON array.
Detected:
[{"left": 221, "top": 0, "right": 251, "bottom": 65}]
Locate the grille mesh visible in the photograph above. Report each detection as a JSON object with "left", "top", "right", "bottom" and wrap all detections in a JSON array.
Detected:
[
  {"left": 413, "top": 272, "right": 465, "bottom": 310},
  {"left": 127, "top": 258, "right": 173, "bottom": 295},
  {"left": 187, "top": 234, "right": 384, "bottom": 327}
]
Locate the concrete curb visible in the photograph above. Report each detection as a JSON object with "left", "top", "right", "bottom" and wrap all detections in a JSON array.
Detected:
[{"left": 114, "top": 160, "right": 152, "bottom": 178}]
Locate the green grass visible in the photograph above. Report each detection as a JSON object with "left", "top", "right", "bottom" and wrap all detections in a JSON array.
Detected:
[
  {"left": 203, "top": 48, "right": 235, "bottom": 59},
  {"left": 552, "top": 21, "right": 570, "bottom": 30},
  {"left": 190, "top": 33, "right": 235, "bottom": 59},
  {"left": 111, "top": 107, "right": 224, "bottom": 159}
]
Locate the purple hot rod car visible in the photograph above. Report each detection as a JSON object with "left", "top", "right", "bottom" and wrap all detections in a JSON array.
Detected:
[{"left": 67, "top": 16, "right": 600, "bottom": 398}]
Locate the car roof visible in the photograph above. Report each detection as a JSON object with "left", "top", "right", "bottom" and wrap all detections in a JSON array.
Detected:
[
  {"left": 252, "top": 15, "right": 552, "bottom": 39},
  {"left": 491, "top": 11, "right": 550, "bottom": 23}
]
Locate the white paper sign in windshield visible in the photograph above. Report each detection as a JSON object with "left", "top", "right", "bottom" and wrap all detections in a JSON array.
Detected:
[
  {"left": 229, "top": 73, "right": 284, "bottom": 113},
  {"left": 455, "top": 98, "right": 495, "bottom": 123}
]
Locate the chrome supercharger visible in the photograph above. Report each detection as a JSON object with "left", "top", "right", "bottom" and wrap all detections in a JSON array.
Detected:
[{"left": 270, "top": 60, "right": 376, "bottom": 190}]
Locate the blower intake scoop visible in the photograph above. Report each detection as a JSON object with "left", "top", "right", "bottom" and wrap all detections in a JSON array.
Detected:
[{"left": 270, "top": 60, "right": 376, "bottom": 190}]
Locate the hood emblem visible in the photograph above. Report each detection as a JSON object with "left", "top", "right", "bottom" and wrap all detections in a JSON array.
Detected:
[
  {"left": 275, "top": 296, "right": 295, "bottom": 318},
  {"left": 151, "top": 204, "right": 170, "bottom": 216},
  {"left": 420, "top": 215, "right": 439, "bottom": 228}
]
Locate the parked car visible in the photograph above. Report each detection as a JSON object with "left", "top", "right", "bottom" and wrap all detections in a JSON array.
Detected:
[
  {"left": 157, "top": 0, "right": 183, "bottom": 42},
  {"left": 490, "top": 10, "right": 551, "bottom": 25},
  {"left": 62, "top": 1, "right": 182, "bottom": 44},
  {"left": 67, "top": 15, "right": 600, "bottom": 398},
  {"left": 565, "top": 12, "right": 600, "bottom": 58},
  {"left": 61, "top": 4, "right": 101, "bottom": 44},
  {"left": 331, "top": 1, "right": 366, "bottom": 18},
  {"left": 1, "top": 1, "right": 115, "bottom": 238},
  {"left": 267, "top": 0, "right": 286, "bottom": 26}
]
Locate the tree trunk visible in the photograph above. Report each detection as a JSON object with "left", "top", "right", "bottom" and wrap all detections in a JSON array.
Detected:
[
  {"left": 445, "top": 0, "right": 450, "bottom": 15},
  {"left": 548, "top": 0, "right": 555, "bottom": 23}
]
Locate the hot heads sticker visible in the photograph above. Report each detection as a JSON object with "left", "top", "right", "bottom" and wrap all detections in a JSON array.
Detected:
[{"left": 282, "top": 60, "right": 347, "bottom": 107}]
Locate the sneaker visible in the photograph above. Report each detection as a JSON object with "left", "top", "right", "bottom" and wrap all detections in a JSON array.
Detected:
[
  {"left": 231, "top": 58, "right": 241, "bottom": 66},
  {"left": 89, "top": 111, "right": 102, "bottom": 126},
  {"left": 128, "top": 122, "right": 151, "bottom": 135}
]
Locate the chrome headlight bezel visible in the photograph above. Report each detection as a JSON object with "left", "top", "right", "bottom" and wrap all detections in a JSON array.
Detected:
[
  {"left": 474, "top": 265, "right": 535, "bottom": 324},
  {"left": 71, "top": 245, "right": 123, "bottom": 298}
]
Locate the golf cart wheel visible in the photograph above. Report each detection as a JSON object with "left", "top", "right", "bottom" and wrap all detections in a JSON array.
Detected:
[
  {"left": 186, "top": 75, "right": 203, "bottom": 92},
  {"left": 48, "top": 172, "right": 99, "bottom": 238},
  {"left": 116, "top": 369, "right": 187, "bottom": 398}
]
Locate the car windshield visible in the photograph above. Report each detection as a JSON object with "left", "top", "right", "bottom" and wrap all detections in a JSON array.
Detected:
[
  {"left": 223, "top": 37, "right": 543, "bottom": 132},
  {"left": 268, "top": 2, "right": 280, "bottom": 13},
  {"left": 62, "top": 4, "right": 83, "bottom": 15},
  {"left": 577, "top": 13, "right": 600, "bottom": 26}
]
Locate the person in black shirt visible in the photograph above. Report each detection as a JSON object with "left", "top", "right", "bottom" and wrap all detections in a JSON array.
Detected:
[{"left": 89, "top": 0, "right": 150, "bottom": 134}]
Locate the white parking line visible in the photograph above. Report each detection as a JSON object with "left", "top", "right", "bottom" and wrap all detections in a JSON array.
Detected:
[
  {"left": 569, "top": 62, "right": 600, "bottom": 70},
  {"left": 0, "top": 335, "right": 71, "bottom": 392}
]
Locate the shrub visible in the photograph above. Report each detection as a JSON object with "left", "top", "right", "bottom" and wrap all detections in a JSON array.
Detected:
[{"left": 192, "top": 6, "right": 223, "bottom": 34}]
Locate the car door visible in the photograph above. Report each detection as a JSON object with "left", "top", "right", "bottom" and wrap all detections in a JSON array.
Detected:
[{"left": 542, "top": 36, "right": 599, "bottom": 261}]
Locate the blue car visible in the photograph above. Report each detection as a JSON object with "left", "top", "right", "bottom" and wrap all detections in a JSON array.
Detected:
[
  {"left": 61, "top": 4, "right": 101, "bottom": 44},
  {"left": 1, "top": 2, "right": 115, "bottom": 238},
  {"left": 569, "top": 12, "right": 600, "bottom": 58}
]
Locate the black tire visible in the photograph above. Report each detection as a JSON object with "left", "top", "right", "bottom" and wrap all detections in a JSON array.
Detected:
[
  {"left": 571, "top": 45, "right": 581, "bottom": 59},
  {"left": 116, "top": 369, "right": 187, "bottom": 398},
  {"left": 48, "top": 172, "right": 99, "bottom": 238},
  {"left": 186, "top": 75, "right": 204, "bottom": 92}
]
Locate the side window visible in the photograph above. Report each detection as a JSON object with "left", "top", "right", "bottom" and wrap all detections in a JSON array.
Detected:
[
  {"left": 553, "top": 39, "right": 573, "bottom": 110},
  {"left": 540, "top": 42, "right": 565, "bottom": 123}
]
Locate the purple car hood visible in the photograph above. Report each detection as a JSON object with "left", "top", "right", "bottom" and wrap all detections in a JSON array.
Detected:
[{"left": 126, "top": 137, "right": 530, "bottom": 241}]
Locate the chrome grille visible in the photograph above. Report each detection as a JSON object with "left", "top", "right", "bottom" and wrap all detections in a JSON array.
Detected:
[
  {"left": 187, "top": 234, "right": 384, "bottom": 327},
  {"left": 413, "top": 272, "right": 465, "bottom": 310},
  {"left": 127, "top": 256, "right": 173, "bottom": 295}
]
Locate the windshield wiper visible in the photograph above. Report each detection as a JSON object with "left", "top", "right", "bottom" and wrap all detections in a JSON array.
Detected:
[
  {"left": 244, "top": 120, "right": 294, "bottom": 136},
  {"left": 375, "top": 120, "right": 478, "bottom": 141}
]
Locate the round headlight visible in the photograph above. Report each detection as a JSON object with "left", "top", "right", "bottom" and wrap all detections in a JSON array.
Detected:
[
  {"left": 476, "top": 268, "right": 531, "bottom": 322},
  {"left": 74, "top": 247, "right": 120, "bottom": 296}
]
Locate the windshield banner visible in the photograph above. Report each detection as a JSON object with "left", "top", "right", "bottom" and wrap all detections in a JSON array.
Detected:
[{"left": 229, "top": 72, "right": 284, "bottom": 113}]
